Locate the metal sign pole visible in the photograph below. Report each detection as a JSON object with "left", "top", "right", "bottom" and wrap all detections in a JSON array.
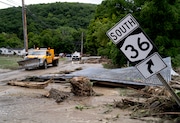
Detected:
[{"left": 157, "top": 73, "right": 180, "bottom": 106}]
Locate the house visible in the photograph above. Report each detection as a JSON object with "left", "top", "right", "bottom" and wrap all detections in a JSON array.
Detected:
[
  {"left": 13, "top": 48, "right": 26, "bottom": 56},
  {"left": 0, "top": 47, "right": 26, "bottom": 56},
  {"left": 0, "top": 47, "right": 14, "bottom": 55}
]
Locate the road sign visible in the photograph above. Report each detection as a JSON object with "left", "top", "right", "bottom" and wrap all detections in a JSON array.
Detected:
[
  {"left": 120, "top": 31, "right": 154, "bottom": 62},
  {"left": 106, "top": 13, "right": 180, "bottom": 107},
  {"left": 136, "top": 52, "right": 167, "bottom": 79},
  {"left": 106, "top": 14, "right": 139, "bottom": 44}
]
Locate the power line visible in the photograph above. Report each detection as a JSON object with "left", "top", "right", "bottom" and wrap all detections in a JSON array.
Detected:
[
  {"left": 6, "top": 0, "right": 21, "bottom": 6},
  {"left": 1, "top": 0, "right": 51, "bottom": 30},
  {"left": 0, "top": 0, "right": 15, "bottom": 7}
]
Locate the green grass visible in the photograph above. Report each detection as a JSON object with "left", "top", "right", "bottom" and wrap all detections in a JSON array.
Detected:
[
  {"left": 0, "top": 55, "right": 23, "bottom": 70},
  {"left": 59, "top": 57, "right": 67, "bottom": 61}
]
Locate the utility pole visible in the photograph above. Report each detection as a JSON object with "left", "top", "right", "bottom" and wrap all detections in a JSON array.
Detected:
[
  {"left": 22, "top": 0, "right": 28, "bottom": 52},
  {"left": 81, "top": 32, "right": 83, "bottom": 55}
]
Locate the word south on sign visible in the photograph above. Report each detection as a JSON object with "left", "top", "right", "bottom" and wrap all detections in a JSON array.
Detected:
[{"left": 106, "top": 14, "right": 139, "bottom": 44}]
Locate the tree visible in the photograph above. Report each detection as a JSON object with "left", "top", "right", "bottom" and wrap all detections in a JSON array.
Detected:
[
  {"left": 134, "top": 0, "right": 180, "bottom": 66},
  {"left": 0, "top": 3, "right": 96, "bottom": 39},
  {"left": 85, "top": 0, "right": 134, "bottom": 66},
  {"left": 0, "top": 33, "right": 23, "bottom": 48},
  {"left": 0, "top": 2, "right": 97, "bottom": 53},
  {"left": 28, "top": 32, "right": 41, "bottom": 48},
  {"left": 0, "top": 33, "right": 7, "bottom": 47},
  {"left": 85, "top": 0, "right": 180, "bottom": 67}
]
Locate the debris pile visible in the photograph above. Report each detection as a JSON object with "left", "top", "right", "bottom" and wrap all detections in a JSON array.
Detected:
[
  {"left": 113, "top": 86, "right": 180, "bottom": 119},
  {"left": 80, "top": 57, "right": 111, "bottom": 64},
  {"left": 45, "top": 76, "right": 98, "bottom": 103},
  {"left": 57, "top": 67, "right": 82, "bottom": 74},
  {"left": 70, "top": 76, "right": 96, "bottom": 96},
  {"left": 45, "top": 88, "right": 70, "bottom": 103},
  {"left": 170, "top": 75, "right": 180, "bottom": 90},
  {"left": 140, "top": 86, "right": 171, "bottom": 98}
]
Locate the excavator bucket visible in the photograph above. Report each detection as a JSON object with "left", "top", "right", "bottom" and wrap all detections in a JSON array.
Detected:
[{"left": 17, "top": 58, "right": 40, "bottom": 69}]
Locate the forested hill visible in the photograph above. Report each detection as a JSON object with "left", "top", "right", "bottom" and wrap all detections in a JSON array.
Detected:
[{"left": 0, "top": 2, "right": 97, "bottom": 39}]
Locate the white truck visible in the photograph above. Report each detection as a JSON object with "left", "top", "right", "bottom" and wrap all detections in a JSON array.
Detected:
[{"left": 71, "top": 51, "right": 81, "bottom": 61}]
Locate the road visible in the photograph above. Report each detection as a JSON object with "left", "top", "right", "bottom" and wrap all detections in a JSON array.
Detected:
[
  {"left": 0, "top": 58, "right": 161, "bottom": 123},
  {"left": 0, "top": 59, "right": 102, "bottom": 83}
]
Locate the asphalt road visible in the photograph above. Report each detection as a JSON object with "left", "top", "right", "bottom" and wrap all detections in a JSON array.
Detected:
[{"left": 0, "top": 58, "right": 102, "bottom": 83}]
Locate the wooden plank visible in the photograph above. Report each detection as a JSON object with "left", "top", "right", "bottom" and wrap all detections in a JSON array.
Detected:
[{"left": 7, "top": 79, "right": 52, "bottom": 89}]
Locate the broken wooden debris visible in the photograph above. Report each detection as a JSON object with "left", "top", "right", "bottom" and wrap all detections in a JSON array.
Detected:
[
  {"left": 80, "top": 57, "right": 111, "bottom": 64},
  {"left": 22, "top": 76, "right": 47, "bottom": 82},
  {"left": 141, "top": 86, "right": 171, "bottom": 97},
  {"left": 94, "top": 81, "right": 145, "bottom": 89},
  {"left": 22, "top": 75, "right": 69, "bottom": 83},
  {"left": 74, "top": 67, "right": 83, "bottom": 71},
  {"left": 128, "top": 86, "right": 171, "bottom": 98},
  {"left": 7, "top": 79, "right": 52, "bottom": 89},
  {"left": 113, "top": 86, "right": 180, "bottom": 119},
  {"left": 58, "top": 70, "right": 75, "bottom": 74},
  {"left": 57, "top": 67, "right": 82, "bottom": 74},
  {"left": 113, "top": 97, "right": 179, "bottom": 119},
  {"left": 45, "top": 88, "right": 70, "bottom": 103},
  {"left": 70, "top": 76, "right": 96, "bottom": 96},
  {"left": 170, "top": 80, "right": 180, "bottom": 90},
  {"left": 113, "top": 99, "right": 143, "bottom": 109}
]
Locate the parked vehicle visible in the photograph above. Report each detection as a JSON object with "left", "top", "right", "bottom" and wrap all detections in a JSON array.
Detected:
[
  {"left": 71, "top": 51, "right": 81, "bottom": 61},
  {"left": 65, "top": 54, "right": 72, "bottom": 57},
  {"left": 59, "top": 53, "right": 65, "bottom": 58},
  {"left": 17, "top": 48, "right": 59, "bottom": 70}
]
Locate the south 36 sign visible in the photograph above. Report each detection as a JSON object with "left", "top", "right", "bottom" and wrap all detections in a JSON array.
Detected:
[
  {"left": 106, "top": 14, "right": 157, "bottom": 63},
  {"left": 107, "top": 14, "right": 179, "bottom": 106},
  {"left": 106, "top": 14, "right": 166, "bottom": 79}
]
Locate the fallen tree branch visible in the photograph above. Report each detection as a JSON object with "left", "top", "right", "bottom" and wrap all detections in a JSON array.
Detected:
[
  {"left": 171, "top": 84, "right": 180, "bottom": 90},
  {"left": 7, "top": 79, "right": 53, "bottom": 89}
]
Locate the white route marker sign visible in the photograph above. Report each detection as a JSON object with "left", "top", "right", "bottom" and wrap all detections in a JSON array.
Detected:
[
  {"left": 106, "top": 14, "right": 139, "bottom": 44},
  {"left": 120, "top": 32, "right": 153, "bottom": 62},
  {"left": 136, "top": 52, "right": 167, "bottom": 79}
]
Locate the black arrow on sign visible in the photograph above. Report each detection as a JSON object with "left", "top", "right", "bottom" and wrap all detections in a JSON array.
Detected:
[{"left": 146, "top": 59, "right": 154, "bottom": 74}]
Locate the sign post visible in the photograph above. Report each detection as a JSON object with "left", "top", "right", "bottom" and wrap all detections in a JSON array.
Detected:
[
  {"left": 157, "top": 73, "right": 180, "bottom": 106},
  {"left": 106, "top": 13, "right": 180, "bottom": 106}
]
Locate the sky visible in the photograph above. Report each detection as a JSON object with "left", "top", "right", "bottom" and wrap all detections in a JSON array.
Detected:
[{"left": 0, "top": 0, "right": 103, "bottom": 9}]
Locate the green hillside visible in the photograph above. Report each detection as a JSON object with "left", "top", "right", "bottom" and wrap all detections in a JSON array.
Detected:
[
  {"left": 0, "top": 2, "right": 96, "bottom": 38},
  {"left": 0, "top": 2, "right": 97, "bottom": 53}
]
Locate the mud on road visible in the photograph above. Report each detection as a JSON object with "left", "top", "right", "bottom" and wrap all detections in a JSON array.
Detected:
[
  {"left": 0, "top": 60, "right": 103, "bottom": 82},
  {"left": 0, "top": 60, "right": 164, "bottom": 123}
]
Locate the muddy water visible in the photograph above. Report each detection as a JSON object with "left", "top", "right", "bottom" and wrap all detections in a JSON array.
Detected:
[
  {"left": 0, "top": 61, "right": 160, "bottom": 123},
  {"left": 0, "top": 83, "right": 159, "bottom": 123}
]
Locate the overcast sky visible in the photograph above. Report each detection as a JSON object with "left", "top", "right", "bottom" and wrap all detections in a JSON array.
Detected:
[{"left": 0, "top": 0, "right": 103, "bottom": 9}]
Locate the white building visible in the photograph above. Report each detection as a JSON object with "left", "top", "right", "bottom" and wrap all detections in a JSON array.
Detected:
[
  {"left": 0, "top": 47, "right": 26, "bottom": 56},
  {"left": 0, "top": 47, "right": 14, "bottom": 55},
  {"left": 13, "top": 48, "right": 26, "bottom": 56}
]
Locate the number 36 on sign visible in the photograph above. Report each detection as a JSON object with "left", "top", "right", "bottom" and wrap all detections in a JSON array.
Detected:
[{"left": 120, "top": 32, "right": 153, "bottom": 62}]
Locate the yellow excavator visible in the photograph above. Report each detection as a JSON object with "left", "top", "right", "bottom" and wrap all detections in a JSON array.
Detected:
[{"left": 18, "top": 48, "right": 59, "bottom": 70}]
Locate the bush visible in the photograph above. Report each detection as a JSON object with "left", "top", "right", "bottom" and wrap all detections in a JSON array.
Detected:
[{"left": 172, "top": 54, "right": 180, "bottom": 68}]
